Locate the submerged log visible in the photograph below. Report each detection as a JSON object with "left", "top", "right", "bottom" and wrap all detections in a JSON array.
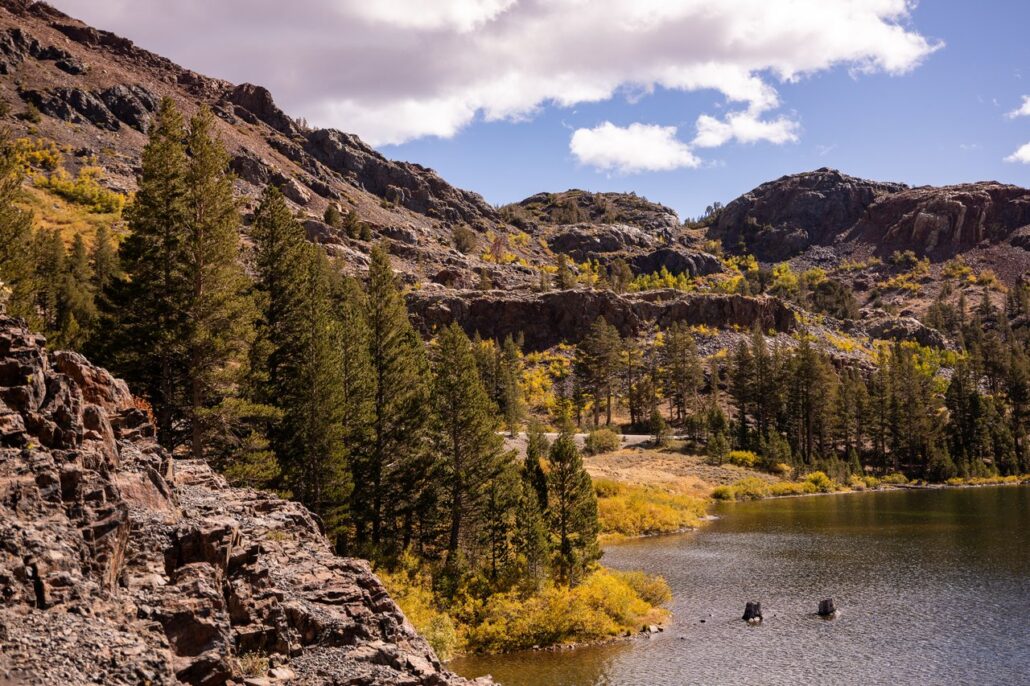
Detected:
[
  {"left": 742, "top": 601, "right": 762, "bottom": 622},
  {"left": 818, "top": 598, "right": 836, "bottom": 617}
]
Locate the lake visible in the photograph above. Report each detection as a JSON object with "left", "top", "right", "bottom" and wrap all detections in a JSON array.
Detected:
[{"left": 451, "top": 486, "right": 1030, "bottom": 686}]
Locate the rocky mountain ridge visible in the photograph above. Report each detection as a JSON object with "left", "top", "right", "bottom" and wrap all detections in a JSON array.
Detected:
[
  {"left": 711, "top": 167, "right": 1030, "bottom": 269},
  {"left": 0, "top": 310, "right": 484, "bottom": 685}
]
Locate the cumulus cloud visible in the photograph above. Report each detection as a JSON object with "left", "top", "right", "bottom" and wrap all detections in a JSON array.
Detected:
[
  {"left": 50, "top": 0, "right": 940, "bottom": 147},
  {"left": 570, "top": 122, "right": 700, "bottom": 173},
  {"left": 1005, "top": 142, "right": 1030, "bottom": 164},
  {"left": 692, "top": 110, "right": 800, "bottom": 148},
  {"left": 1007, "top": 96, "right": 1030, "bottom": 119}
]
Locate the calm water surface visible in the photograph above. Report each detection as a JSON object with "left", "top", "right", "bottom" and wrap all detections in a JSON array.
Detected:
[{"left": 451, "top": 486, "right": 1030, "bottom": 686}]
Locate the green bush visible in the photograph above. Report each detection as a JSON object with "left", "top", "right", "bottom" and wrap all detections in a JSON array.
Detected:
[
  {"left": 452, "top": 225, "right": 479, "bottom": 254},
  {"left": 880, "top": 472, "right": 909, "bottom": 485},
  {"left": 584, "top": 428, "right": 620, "bottom": 455}
]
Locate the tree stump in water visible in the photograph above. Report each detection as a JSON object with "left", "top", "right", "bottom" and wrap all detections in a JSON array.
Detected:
[
  {"left": 742, "top": 602, "right": 762, "bottom": 622},
  {"left": 818, "top": 598, "right": 836, "bottom": 617}
]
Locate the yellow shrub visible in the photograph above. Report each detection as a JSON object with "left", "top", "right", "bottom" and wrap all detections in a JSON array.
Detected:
[
  {"left": 595, "top": 481, "right": 706, "bottom": 537},
  {"left": 804, "top": 471, "right": 835, "bottom": 493},
  {"left": 461, "top": 569, "right": 669, "bottom": 653},
  {"left": 880, "top": 472, "right": 909, "bottom": 485},
  {"left": 378, "top": 556, "right": 459, "bottom": 660},
  {"left": 14, "top": 136, "right": 62, "bottom": 171},
  {"left": 726, "top": 450, "right": 759, "bottom": 468},
  {"left": 768, "top": 481, "right": 817, "bottom": 496},
  {"left": 35, "top": 166, "right": 125, "bottom": 214}
]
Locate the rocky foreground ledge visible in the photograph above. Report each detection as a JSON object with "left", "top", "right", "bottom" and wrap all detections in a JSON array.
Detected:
[{"left": 0, "top": 313, "right": 486, "bottom": 685}]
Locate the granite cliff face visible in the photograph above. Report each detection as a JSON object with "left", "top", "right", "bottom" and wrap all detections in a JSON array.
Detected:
[{"left": 0, "top": 312, "right": 484, "bottom": 686}]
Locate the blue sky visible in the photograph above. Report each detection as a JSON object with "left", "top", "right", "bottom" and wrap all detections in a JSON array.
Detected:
[
  {"left": 53, "top": 1, "right": 1030, "bottom": 219},
  {"left": 382, "top": 0, "right": 1030, "bottom": 218}
]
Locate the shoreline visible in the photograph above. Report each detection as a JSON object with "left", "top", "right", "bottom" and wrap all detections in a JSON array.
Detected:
[{"left": 451, "top": 477, "right": 1030, "bottom": 664}]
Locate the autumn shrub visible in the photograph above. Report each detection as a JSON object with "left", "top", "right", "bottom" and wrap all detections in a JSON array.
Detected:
[
  {"left": 726, "top": 450, "right": 759, "bottom": 468},
  {"left": 804, "top": 470, "right": 835, "bottom": 493},
  {"left": 35, "top": 166, "right": 125, "bottom": 214},
  {"left": 378, "top": 555, "right": 459, "bottom": 660},
  {"left": 594, "top": 480, "right": 706, "bottom": 537},
  {"left": 880, "top": 472, "right": 909, "bottom": 485},
  {"left": 584, "top": 427, "right": 620, "bottom": 455},
  {"left": 460, "top": 569, "right": 669, "bottom": 653}
]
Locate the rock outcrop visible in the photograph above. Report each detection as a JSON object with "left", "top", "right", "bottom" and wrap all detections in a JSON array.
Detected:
[
  {"left": 856, "top": 182, "right": 1030, "bottom": 257},
  {"left": 712, "top": 168, "right": 907, "bottom": 261},
  {"left": 711, "top": 168, "right": 1030, "bottom": 265},
  {"left": 858, "top": 312, "right": 950, "bottom": 349},
  {"left": 407, "top": 288, "right": 797, "bottom": 351},
  {"left": 516, "top": 190, "right": 680, "bottom": 234},
  {"left": 0, "top": 312, "right": 484, "bottom": 686}
]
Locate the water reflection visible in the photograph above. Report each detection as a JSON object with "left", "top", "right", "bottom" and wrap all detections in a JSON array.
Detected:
[{"left": 452, "top": 487, "right": 1030, "bottom": 686}]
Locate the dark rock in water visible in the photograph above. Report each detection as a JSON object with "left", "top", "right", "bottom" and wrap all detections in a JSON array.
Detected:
[
  {"left": 742, "top": 601, "right": 762, "bottom": 622},
  {"left": 818, "top": 598, "right": 837, "bottom": 617}
]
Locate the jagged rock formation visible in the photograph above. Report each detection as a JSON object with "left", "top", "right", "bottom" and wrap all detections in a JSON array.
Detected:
[
  {"left": 711, "top": 168, "right": 907, "bottom": 261},
  {"left": 711, "top": 168, "right": 1030, "bottom": 267},
  {"left": 856, "top": 182, "right": 1030, "bottom": 256},
  {"left": 407, "top": 289, "right": 797, "bottom": 351},
  {"left": 0, "top": 312, "right": 484, "bottom": 686}
]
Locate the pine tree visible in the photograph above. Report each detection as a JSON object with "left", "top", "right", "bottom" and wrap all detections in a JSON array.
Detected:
[
  {"left": 525, "top": 419, "right": 551, "bottom": 511},
  {"left": 252, "top": 186, "right": 352, "bottom": 531},
  {"left": 480, "top": 460, "right": 523, "bottom": 584},
  {"left": 356, "top": 245, "right": 432, "bottom": 556},
  {"left": 547, "top": 416, "right": 600, "bottom": 586},
  {"left": 323, "top": 203, "right": 342, "bottom": 228},
  {"left": 182, "top": 107, "right": 257, "bottom": 460},
  {"left": 101, "top": 97, "right": 191, "bottom": 447},
  {"left": 57, "top": 233, "right": 96, "bottom": 348},
  {"left": 729, "top": 340, "right": 754, "bottom": 449},
  {"left": 0, "top": 132, "right": 36, "bottom": 322},
  {"left": 574, "top": 318, "right": 622, "bottom": 426},
  {"left": 31, "top": 228, "right": 66, "bottom": 336},
  {"left": 498, "top": 335, "right": 525, "bottom": 435},
  {"left": 662, "top": 322, "right": 702, "bottom": 424},
  {"left": 334, "top": 276, "right": 375, "bottom": 490},
  {"left": 515, "top": 461, "right": 550, "bottom": 585},
  {"left": 90, "top": 224, "right": 120, "bottom": 295},
  {"left": 431, "top": 322, "right": 506, "bottom": 564}
]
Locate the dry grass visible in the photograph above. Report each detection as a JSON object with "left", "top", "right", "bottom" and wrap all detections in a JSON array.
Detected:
[{"left": 584, "top": 446, "right": 780, "bottom": 498}]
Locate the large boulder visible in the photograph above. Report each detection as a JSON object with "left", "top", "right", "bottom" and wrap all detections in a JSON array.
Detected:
[
  {"left": 630, "top": 247, "right": 723, "bottom": 277},
  {"left": 546, "top": 223, "right": 657, "bottom": 261}
]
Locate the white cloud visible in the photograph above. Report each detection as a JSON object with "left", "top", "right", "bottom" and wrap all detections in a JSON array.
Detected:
[
  {"left": 570, "top": 122, "right": 700, "bottom": 174},
  {"left": 1005, "top": 142, "right": 1030, "bottom": 164},
  {"left": 1007, "top": 96, "right": 1030, "bottom": 119},
  {"left": 50, "top": 0, "right": 941, "bottom": 146},
  {"left": 692, "top": 110, "right": 800, "bottom": 148}
]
